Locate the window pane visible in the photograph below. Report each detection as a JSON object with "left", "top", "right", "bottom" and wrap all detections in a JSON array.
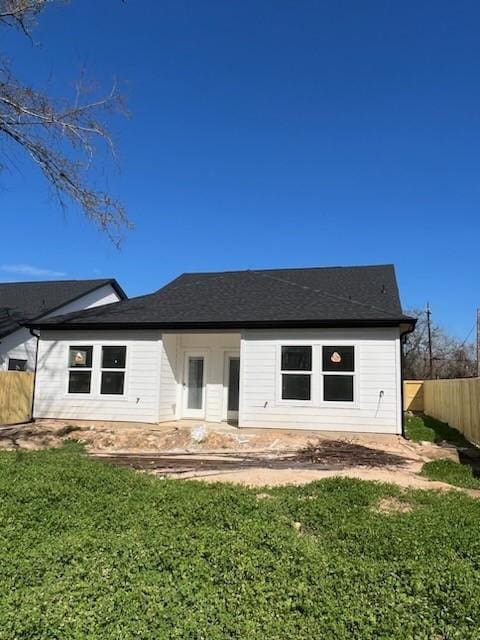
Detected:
[
  {"left": 102, "top": 346, "right": 126, "bottom": 369},
  {"left": 324, "top": 375, "right": 354, "bottom": 402},
  {"left": 282, "top": 374, "right": 311, "bottom": 400},
  {"left": 187, "top": 357, "right": 204, "bottom": 409},
  {"left": 101, "top": 371, "right": 125, "bottom": 395},
  {"left": 8, "top": 359, "right": 27, "bottom": 371},
  {"left": 68, "top": 371, "right": 91, "bottom": 394},
  {"left": 281, "top": 346, "right": 312, "bottom": 371},
  {"left": 322, "top": 346, "right": 354, "bottom": 372},
  {"left": 69, "top": 346, "right": 92, "bottom": 368}
]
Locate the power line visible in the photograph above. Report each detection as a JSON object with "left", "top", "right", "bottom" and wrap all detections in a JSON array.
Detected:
[{"left": 459, "top": 324, "right": 475, "bottom": 348}]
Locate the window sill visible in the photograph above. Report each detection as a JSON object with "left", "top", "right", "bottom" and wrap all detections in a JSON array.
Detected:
[{"left": 64, "top": 393, "right": 129, "bottom": 402}]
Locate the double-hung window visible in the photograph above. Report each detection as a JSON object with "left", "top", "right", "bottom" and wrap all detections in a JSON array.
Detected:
[
  {"left": 67, "top": 345, "right": 127, "bottom": 395},
  {"left": 68, "top": 346, "right": 93, "bottom": 394},
  {"left": 100, "top": 346, "right": 126, "bottom": 395},
  {"left": 322, "top": 345, "right": 355, "bottom": 402},
  {"left": 281, "top": 346, "right": 312, "bottom": 401}
]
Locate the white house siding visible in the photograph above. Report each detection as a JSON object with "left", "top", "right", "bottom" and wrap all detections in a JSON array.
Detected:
[
  {"left": 0, "top": 284, "right": 122, "bottom": 372},
  {"left": 0, "top": 328, "right": 38, "bottom": 372},
  {"left": 158, "top": 333, "right": 178, "bottom": 421},
  {"left": 34, "top": 330, "right": 162, "bottom": 423},
  {"left": 239, "top": 328, "right": 402, "bottom": 434},
  {"left": 172, "top": 332, "right": 241, "bottom": 422}
]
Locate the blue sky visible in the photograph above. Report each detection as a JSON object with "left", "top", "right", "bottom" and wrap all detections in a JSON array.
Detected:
[{"left": 1, "top": 0, "right": 479, "bottom": 339}]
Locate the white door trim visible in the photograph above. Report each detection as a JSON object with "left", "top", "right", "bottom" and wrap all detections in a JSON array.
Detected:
[
  {"left": 182, "top": 351, "right": 207, "bottom": 419},
  {"left": 222, "top": 350, "right": 240, "bottom": 421}
]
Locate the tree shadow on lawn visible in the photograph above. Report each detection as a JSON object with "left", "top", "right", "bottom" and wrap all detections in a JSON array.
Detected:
[
  {"left": 406, "top": 414, "right": 480, "bottom": 479},
  {"left": 457, "top": 448, "right": 480, "bottom": 478}
]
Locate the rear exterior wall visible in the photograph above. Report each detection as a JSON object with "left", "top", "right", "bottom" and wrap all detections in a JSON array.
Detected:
[
  {"left": 238, "top": 327, "right": 402, "bottom": 434},
  {"left": 34, "top": 329, "right": 162, "bottom": 423}
]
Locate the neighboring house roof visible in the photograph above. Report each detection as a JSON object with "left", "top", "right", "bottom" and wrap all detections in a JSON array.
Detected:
[
  {"left": 30, "top": 265, "right": 415, "bottom": 331},
  {"left": 0, "top": 279, "right": 127, "bottom": 339}
]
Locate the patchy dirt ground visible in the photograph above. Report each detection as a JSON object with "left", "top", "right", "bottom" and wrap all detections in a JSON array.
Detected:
[{"left": 0, "top": 418, "right": 473, "bottom": 493}]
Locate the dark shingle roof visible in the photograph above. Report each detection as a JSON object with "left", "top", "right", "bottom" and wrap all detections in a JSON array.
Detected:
[
  {"left": 0, "top": 279, "right": 126, "bottom": 338},
  {"left": 30, "top": 265, "right": 414, "bottom": 331}
]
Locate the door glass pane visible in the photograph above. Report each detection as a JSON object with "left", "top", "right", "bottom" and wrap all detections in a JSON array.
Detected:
[
  {"left": 228, "top": 358, "right": 240, "bottom": 412},
  {"left": 188, "top": 357, "right": 204, "bottom": 410}
]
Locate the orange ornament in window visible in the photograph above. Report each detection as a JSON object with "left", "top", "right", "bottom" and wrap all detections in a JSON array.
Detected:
[{"left": 330, "top": 351, "right": 342, "bottom": 363}]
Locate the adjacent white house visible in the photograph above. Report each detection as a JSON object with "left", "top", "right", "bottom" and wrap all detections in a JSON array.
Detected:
[
  {"left": 30, "top": 265, "right": 415, "bottom": 434},
  {"left": 0, "top": 279, "right": 126, "bottom": 372}
]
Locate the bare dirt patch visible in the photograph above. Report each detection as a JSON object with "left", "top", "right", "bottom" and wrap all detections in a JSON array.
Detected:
[
  {"left": 374, "top": 497, "right": 415, "bottom": 515},
  {"left": 1, "top": 419, "right": 476, "bottom": 493}
]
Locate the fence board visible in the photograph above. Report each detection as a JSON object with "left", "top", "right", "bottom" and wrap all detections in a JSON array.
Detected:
[
  {"left": 403, "top": 380, "right": 424, "bottom": 412},
  {"left": 423, "top": 378, "right": 480, "bottom": 446},
  {"left": 0, "top": 372, "right": 34, "bottom": 425}
]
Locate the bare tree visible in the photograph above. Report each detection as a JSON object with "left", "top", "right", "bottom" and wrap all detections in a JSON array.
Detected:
[
  {"left": 0, "top": 0, "right": 132, "bottom": 245},
  {"left": 403, "top": 308, "right": 476, "bottom": 379}
]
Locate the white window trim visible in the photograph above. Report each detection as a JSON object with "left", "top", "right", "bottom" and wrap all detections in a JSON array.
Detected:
[
  {"left": 65, "top": 343, "right": 129, "bottom": 399},
  {"left": 100, "top": 346, "right": 128, "bottom": 397},
  {"left": 275, "top": 342, "right": 361, "bottom": 409},
  {"left": 66, "top": 345, "right": 93, "bottom": 395},
  {"left": 320, "top": 344, "right": 359, "bottom": 408},
  {"left": 277, "top": 344, "right": 314, "bottom": 405}
]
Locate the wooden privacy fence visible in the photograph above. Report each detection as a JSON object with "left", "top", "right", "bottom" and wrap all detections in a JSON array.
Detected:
[
  {"left": 423, "top": 378, "right": 480, "bottom": 447},
  {"left": 0, "top": 372, "right": 34, "bottom": 425},
  {"left": 403, "top": 380, "right": 424, "bottom": 412}
]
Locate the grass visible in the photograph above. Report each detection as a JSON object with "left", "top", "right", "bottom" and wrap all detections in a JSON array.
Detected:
[
  {"left": 1, "top": 445, "right": 480, "bottom": 639},
  {"left": 422, "top": 459, "right": 480, "bottom": 490},
  {"left": 405, "top": 413, "right": 469, "bottom": 445}
]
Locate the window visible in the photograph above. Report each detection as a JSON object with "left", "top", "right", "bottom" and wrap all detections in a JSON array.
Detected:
[
  {"left": 68, "top": 346, "right": 93, "bottom": 393},
  {"left": 8, "top": 358, "right": 27, "bottom": 371},
  {"left": 281, "top": 346, "right": 311, "bottom": 401},
  {"left": 100, "top": 346, "right": 126, "bottom": 395},
  {"left": 322, "top": 346, "right": 354, "bottom": 402}
]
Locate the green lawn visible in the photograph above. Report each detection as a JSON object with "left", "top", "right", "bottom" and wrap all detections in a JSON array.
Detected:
[
  {"left": 405, "top": 413, "right": 469, "bottom": 445},
  {"left": 422, "top": 459, "right": 480, "bottom": 490},
  {"left": 1, "top": 445, "right": 480, "bottom": 639}
]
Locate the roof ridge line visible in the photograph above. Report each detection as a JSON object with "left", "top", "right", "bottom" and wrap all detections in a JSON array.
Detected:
[
  {"left": 157, "top": 273, "right": 231, "bottom": 294},
  {"left": 0, "top": 278, "right": 111, "bottom": 286},
  {"left": 176, "top": 264, "right": 394, "bottom": 277},
  {"left": 250, "top": 270, "right": 400, "bottom": 317}
]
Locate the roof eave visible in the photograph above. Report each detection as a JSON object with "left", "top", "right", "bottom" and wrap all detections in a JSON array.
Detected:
[{"left": 28, "top": 317, "right": 416, "bottom": 331}]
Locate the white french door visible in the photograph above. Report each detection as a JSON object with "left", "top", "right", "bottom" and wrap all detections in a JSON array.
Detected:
[{"left": 182, "top": 352, "right": 206, "bottom": 419}]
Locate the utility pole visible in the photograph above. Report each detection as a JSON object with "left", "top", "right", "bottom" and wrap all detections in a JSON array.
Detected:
[
  {"left": 426, "top": 302, "right": 433, "bottom": 379},
  {"left": 477, "top": 308, "right": 480, "bottom": 378}
]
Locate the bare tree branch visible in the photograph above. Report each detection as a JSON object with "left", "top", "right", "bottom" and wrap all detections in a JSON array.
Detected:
[
  {"left": 0, "top": 0, "right": 132, "bottom": 245},
  {"left": 404, "top": 308, "right": 476, "bottom": 380}
]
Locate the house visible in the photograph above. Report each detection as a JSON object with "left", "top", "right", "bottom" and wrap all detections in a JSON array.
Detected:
[
  {"left": 29, "top": 265, "right": 415, "bottom": 434},
  {"left": 0, "top": 279, "right": 126, "bottom": 372}
]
